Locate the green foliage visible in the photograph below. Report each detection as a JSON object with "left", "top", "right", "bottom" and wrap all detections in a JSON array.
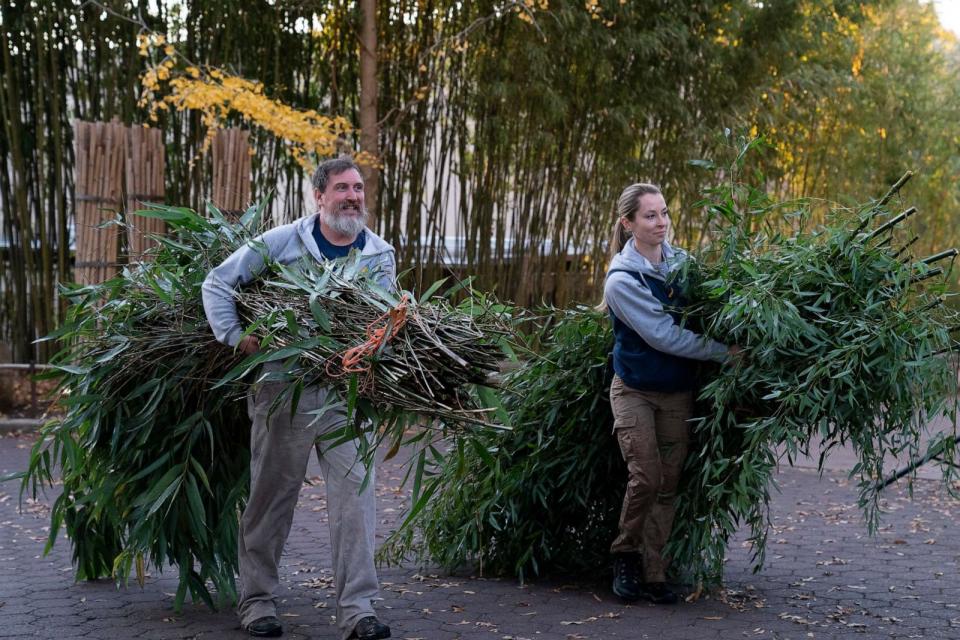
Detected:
[
  {"left": 753, "top": 0, "right": 960, "bottom": 255},
  {"left": 383, "top": 141, "right": 960, "bottom": 585},
  {"left": 19, "top": 201, "right": 508, "bottom": 608},
  {"left": 380, "top": 309, "right": 622, "bottom": 580},
  {"left": 671, "top": 145, "right": 960, "bottom": 582},
  {"left": 24, "top": 203, "right": 257, "bottom": 609},
  {"left": 384, "top": 0, "right": 831, "bottom": 304}
]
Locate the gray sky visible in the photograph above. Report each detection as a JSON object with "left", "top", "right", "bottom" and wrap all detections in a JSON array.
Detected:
[{"left": 933, "top": 0, "right": 960, "bottom": 35}]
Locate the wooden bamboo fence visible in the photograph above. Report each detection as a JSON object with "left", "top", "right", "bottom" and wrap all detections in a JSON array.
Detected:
[
  {"left": 73, "top": 119, "right": 125, "bottom": 286},
  {"left": 124, "top": 126, "right": 166, "bottom": 261},
  {"left": 212, "top": 128, "right": 251, "bottom": 215}
]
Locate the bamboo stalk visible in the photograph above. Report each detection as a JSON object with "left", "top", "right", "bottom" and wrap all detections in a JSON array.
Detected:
[
  {"left": 866, "top": 207, "right": 918, "bottom": 241},
  {"left": 0, "top": 23, "right": 30, "bottom": 361},
  {"left": 920, "top": 249, "right": 958, "bottom": 265},
  {"left": 48, "top": 25, "right": 68, "bottom": 356},
  {"left": 893, "top": 235, "right": 920, "bottom": 259},
  {"left": 877, "top": 171, "right": 913, "bottom": 209},
  {"left": 3, "top": 24, "right": 38, "bottom": 357},
  {"left": 910, "top": 266, "right": 944, "bottom": 284},
  {"left": 913, "top": 296, "right": 945, "bottom": 315},
  {"left": 32, "top": 24, "right": 53, "bottom": 361}
]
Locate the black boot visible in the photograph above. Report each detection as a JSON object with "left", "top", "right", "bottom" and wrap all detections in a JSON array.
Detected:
[
  {"left": 611, "top": 553, "right": 642, "bottom": 601},
  {"left": 638, "top": 581, "right": 679, "bottom": 605},
  {"left": 350, "top": 616, "right": 391, "bottom": 639},
  {"left": 247, "top": 616, "right": 283, "bottom": 637}
]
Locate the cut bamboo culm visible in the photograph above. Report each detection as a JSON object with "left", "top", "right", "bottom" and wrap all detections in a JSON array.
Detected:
[
  {"left": 893, "top": 235, "right": 920, "bottom": 259},
  {"left": 74, "top": 119, "right": 125, "bottom": 285},
  {"left": 920, "top": 249, "right": 959, "bottom": 265},
  {"left": 125, "top": 126, "right": 166, "bottom": 262},
  {"left": 866, "top": 206, "right": 918, "bottom": 241}
]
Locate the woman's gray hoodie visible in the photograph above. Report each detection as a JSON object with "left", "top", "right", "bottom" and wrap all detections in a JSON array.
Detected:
[
  {"left": 202, "top": 213, "right": 396, "bottom": 347},
  {"left": 604, "top": 238, "right": 727, "bottom": 363}
]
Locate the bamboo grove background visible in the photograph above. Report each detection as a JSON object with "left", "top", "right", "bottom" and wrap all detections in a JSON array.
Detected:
[{"left": 2, "top": 0, "right": 960, "bottom": 362}]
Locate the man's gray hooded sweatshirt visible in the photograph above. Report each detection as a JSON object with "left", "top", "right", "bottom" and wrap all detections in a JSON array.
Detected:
[
  {"left": 604, "top": 239, "right": 727, "bottom": 392},
  {"left": 203, "top": 213, "right": 396, "bottom": 348}
]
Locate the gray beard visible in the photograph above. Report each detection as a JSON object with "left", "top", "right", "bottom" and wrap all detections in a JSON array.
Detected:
[{"left": 321, "top": 205, "right": 368, "bottom": 239}]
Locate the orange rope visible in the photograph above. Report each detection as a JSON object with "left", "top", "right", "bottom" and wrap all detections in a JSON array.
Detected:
[{"left": 326, "top": 294, "right": 410, "bottom": 378}]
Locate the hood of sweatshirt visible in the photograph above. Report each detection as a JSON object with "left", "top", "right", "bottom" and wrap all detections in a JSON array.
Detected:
[
  {"left": 607, "top": 238, "right": 687, "bottom": 282},
  {"left": 295, "top": 212, "right": 395, "bottom": 263}
]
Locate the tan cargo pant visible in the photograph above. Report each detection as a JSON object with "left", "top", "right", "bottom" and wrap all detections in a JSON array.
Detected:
[
  {"left": 609, "top": 375, "right": 693, "bottom": 583},
  {"left": 238, "top": 364, "right": 379, "bottom": 640}
]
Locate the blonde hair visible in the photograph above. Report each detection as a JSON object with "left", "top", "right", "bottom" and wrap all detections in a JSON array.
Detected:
[{"left": 596, "top": 182, "right": 662, "bottom": 312}]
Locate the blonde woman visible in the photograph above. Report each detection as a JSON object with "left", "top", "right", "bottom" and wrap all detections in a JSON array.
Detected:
[{"left": 601, "top": 183, "right": 741, "bottom": 604}]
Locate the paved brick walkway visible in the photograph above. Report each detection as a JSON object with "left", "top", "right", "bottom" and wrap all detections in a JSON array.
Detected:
[{"left": 1, "top": 430, "right": 959, "bottom": 639}]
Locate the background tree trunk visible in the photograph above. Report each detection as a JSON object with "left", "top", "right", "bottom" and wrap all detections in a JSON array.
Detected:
[{"left": 359, "top": 0, "right": 379, "bottom": 222}]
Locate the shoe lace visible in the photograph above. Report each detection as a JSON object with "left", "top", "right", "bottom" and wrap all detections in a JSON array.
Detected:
[{"left": 614, "top": 557, "right": 640, "bottom": 585}]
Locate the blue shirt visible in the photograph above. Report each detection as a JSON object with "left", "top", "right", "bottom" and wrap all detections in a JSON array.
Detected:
[{"left": 312, "top": 219, "right": 366, "bottom": 259}]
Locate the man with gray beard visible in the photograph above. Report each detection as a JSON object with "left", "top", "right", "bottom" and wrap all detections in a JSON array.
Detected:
[{"left": 202, "top": 156, "right": 396, "bottom": 640}]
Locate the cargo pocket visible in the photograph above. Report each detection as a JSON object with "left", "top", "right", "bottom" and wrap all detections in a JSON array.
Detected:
[
  {"left": 613, "top": 414, "right": 640, "bottom": 430},
  {"left": 614, "top": 417, "right": 641, "bottom": 463},
  {"left": 610, "top": 383, "right": 640, "bottom": 431}
]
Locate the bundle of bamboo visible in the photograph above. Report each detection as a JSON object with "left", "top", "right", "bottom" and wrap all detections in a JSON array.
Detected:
[
  {"left": 233, "top": 268, "right": 507, "bottom": 427},
  {"left": 379, "top": 170, "right": 960, "bottom": 587},
  {"left": 20, "top": 201, "right": 511, "bottom": 609},
  {"left": 670, "top": 170, "right": 960, "bottom": 584}
]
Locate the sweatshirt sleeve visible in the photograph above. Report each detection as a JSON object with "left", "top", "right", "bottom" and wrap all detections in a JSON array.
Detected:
[
  {"left": 201, "top": 237, "right": 273, "bottom": 347},
  {"left": 604, "top": 272, "right": 729, "bottom": 363}
]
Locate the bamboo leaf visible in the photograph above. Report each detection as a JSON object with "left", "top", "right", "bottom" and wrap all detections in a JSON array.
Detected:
[
  {"left": 418, "top": 278, "right": 449, "bottom": 304},
  {"left": 185, "top": 473, "right": 207, "bottom": 529},
  {"left": 309, "top": 294, "right": 332, "bottom": 333}
]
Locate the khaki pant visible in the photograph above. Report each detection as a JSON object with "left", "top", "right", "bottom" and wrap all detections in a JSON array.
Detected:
[
  {"left": 609, "top": 375, "right": 693, "bottom": 583},
  {"left": 238, "top": 365, "right": 379, "bottom": 640}
]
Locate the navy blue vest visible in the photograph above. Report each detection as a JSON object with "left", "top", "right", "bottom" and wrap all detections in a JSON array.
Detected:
[{"left": 608, "top": 269, "right": 699, "bottom": 393}]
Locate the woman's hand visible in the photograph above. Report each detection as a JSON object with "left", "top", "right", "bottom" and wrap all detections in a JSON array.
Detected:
[{"left": 726, "top": 344, "right": 745, "bottom": 363}]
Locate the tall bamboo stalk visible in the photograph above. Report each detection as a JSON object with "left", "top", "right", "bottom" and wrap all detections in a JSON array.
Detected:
[
  {"left": 0, "top": 17, "right": 32, "bottom": 361},
  {"left": 4, "top": 0, "right": 956, "bottom": 362},
  {"left": 359, "top": 0, "right": 380, "bottom": 221}
]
